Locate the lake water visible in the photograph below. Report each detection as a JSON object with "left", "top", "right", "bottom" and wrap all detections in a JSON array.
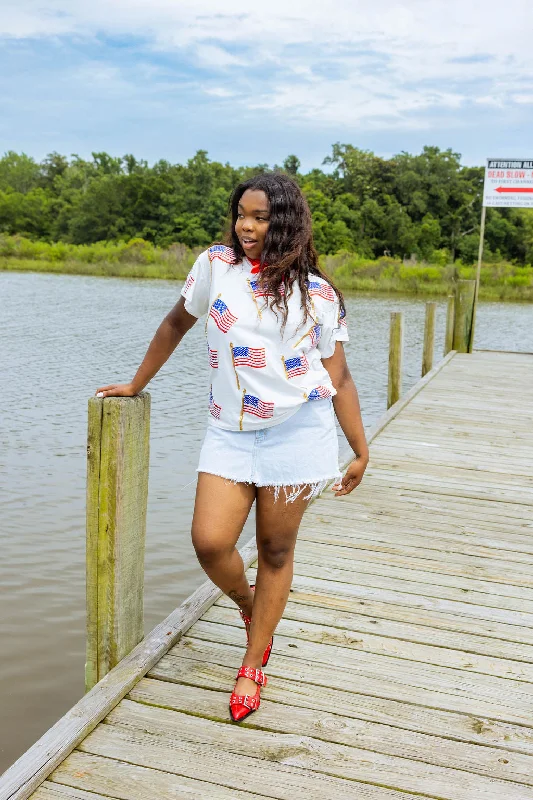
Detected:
[{"left": 1, "top": 270, "right": 532, "bottom": 772}]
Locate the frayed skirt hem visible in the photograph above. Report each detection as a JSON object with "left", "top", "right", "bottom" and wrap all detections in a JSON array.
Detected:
[{"left": 196, "top": 469, "right": 341, "bottom": 503}]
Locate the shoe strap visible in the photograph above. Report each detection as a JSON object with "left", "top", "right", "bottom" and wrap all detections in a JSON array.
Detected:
[
  {"left": 230, "top": 690, "right": 260, "bottom": 710},
  {"left": 239, "top": 608, "right": 252, "bottom": 626},
  {"left": 237, "top": 666, "right": 267, "bottom": 686}
]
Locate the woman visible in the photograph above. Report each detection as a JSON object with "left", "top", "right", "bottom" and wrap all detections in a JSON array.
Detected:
[{"left": 95, "top": 172, "right": 368, "bottom": 722}]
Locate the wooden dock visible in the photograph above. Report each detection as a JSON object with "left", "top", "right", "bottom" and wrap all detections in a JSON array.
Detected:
[{"left": 3, "top": 349, "right": 533, "bottom": 800}]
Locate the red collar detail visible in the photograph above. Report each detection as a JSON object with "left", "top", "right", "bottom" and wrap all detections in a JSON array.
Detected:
[{"left": 249, "top": 258, "right": 264, "bottom": 274}]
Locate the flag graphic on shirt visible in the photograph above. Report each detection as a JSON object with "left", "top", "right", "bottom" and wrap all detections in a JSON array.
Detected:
[
  {"left": 183, "top": 273, "right": 195, "bottom": 295},
  {"left": 208, "top": 244, "right": 237, "bottom": 264},
  {"left": 209, "top": 296, "right": 237, "bottom": 333},
  {"left": 249, "top": 279, "right": 268, "bottom": 299},
  {"left": 248, "top": 279, "right": 285, "bottom": 299},
  {"left": 307, "top": 280, "right": 335, "bottom": 301},
  {"left": 208, "top": 344, "right": 218, "bottom": 368},
  {"left": 339, "top": 306, "right": 347, "bottom": 327},
  {"left": 309, "top": 324, "right": 322, "bottom": 346},
  {"left": 243, "top": 393, "right": 274, "bottom": 420},
  {"left": 209, "top": 387, "right": 221, "bottom": 419},
  {"left": 282, "top": 353, "right": 309, "bottom": 379},
  {"left": 293, "top": 322, "right": 322, "bottom": 349},
  {"left": 307, "top": 386, "right": 332, "bottom": 401},
  {"left": 232, "top": 346, "right": 267, "bottom": 368}
]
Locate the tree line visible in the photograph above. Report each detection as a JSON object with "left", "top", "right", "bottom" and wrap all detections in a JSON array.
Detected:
[{"left": 1, "top": 145, "right": 532, "bottom": 264}]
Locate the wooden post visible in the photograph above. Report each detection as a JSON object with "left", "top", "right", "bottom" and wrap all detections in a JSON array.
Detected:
[
  {"left": 444, "top": 294, "right": 455, "bottom": 356},
  {"left": 421, "top": 301, "right": 436, "bottom": 377},
  {"left": 387, "top": 311, "right": 403, "bottom": 409},
  {"left": 469, "top": 205, "right": 487, "bottom": 353},
  {"left": 452, "top": 279, "right": 476, "bottom": 353},
  {"left": 86, "top": 393, "right": 151, "bottom": 692}
]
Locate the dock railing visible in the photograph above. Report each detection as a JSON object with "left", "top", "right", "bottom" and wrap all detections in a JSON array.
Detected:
[{"left": 387, "top": 279, "right": 476, "bottom": 409}]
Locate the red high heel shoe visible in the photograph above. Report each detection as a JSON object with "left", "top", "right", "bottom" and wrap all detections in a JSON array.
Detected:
[
  {"left": 239, "top": 584, "right": 273, "bottom": 667},
  {"left": 229, "top": 665, "right": 267, "bottom": 722}
]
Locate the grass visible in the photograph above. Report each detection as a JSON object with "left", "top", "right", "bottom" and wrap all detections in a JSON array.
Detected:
[{"left": 2, "top": 235, "right": 532, "bottom": 301}]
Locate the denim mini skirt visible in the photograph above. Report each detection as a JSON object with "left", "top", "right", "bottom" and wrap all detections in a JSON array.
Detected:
[{"left": 197, "top": 398, "right": 341, "bottom": 502}]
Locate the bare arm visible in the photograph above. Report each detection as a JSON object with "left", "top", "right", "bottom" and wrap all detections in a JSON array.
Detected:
[
  {"left": 322, "top": 341, "right": 369, "bottom": 496},
  {"left": 95, "top": 297, "right": 198, "bottom": 397}
]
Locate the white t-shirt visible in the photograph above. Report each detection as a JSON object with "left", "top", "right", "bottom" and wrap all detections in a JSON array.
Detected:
[{"left": 181, "top": 245, "right": 349, "bottom": 431}]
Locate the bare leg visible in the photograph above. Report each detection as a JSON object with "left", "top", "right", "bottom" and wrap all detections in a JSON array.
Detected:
[
  {"left": 192, "top": 473, "right": 256, "bottom": 618},
  {"left": 233, "top": 485, "right": 311, "bottom": 698}
]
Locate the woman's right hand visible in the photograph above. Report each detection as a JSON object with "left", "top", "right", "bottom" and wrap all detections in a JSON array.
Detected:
[{"left": 94, "top": 382, "right": 138, "bottom": 398}]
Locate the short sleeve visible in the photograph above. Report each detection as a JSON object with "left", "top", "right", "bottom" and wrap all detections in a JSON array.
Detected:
[
  {"left": 181, "top": 251, "right": 211, "bottom": 318},
  {"left": 317, "top": 295, "right": 349, "bottom": 359}
]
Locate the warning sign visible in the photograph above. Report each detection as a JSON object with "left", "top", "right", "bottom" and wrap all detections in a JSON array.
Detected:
[{"left": 483, "top": 159, "right": 533, "bottom": 208}]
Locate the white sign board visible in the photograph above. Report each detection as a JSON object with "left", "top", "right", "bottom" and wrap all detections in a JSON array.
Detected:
[{"left": 483, "top": 159, "right": 533, "bottom": 208}]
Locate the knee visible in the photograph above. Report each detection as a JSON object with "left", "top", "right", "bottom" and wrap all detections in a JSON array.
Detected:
[
  {"left": 192, "top": 528, "right": 230, "bottom": 567},
  {"left": 258, "top": 537, "right": 294, "bottom": 570}
]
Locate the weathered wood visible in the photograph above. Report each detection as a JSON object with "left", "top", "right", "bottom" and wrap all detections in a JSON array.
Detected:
[
  {"left": 298, "top": 523, "right": 533, "bottom": 575},
  {"left": 79, "top": 722, "right": 417, "bottom": 800},
  {"left": 308, "top": 511, "right": 533, "bottom": 550},
  {"left": 149, "top": 659, "right": 533, "bottom": 756},
  {"left": 162, "top": 634, "right": 533, "bottom": 726},
  {"left": 7, "top": 349, "right": 533, "bottom": 800},
  {"left": 31, "top": 783, "right": 111, "bottom": 800},
  {"left": 421, "top": 301, "right": 436, "bottom": 376},
  {"left": 101, "top": 699, "right": 532, "bottom": 800},
  {"left": 0, "top": 540, "right": 258, "bottom": 800},
  {"left": 47, "top": 752, "right": 266, "bottom": 800},
  {"left": 444, "top": 294, "right": 455, "bottom": 355},
  {"left": 184, "top": 620, "right": 533, "bottom": 709},
  {"left": 131, "top": 678, "right": 533, "bottom": 784},
  {"left": 86, "top": 393, "right": 151, "bottom": 691},
  {"left": 452, "top": 279, "right": 476, "bottom": 353},
  {"left": 288, "top": 561, "right": 533, "bottom": 621},
  {"left": 217, "top": 591, "right": 533, "bottom": 663},
  {"left": 291, "top": 542, "right": 533, "bottom": 604},
  {"left": 387, "top": 311, "right": 402, "bottom": 408},
  {"left": 296, "top": 570, "right": 533, "bottom": 628},
  {"left": 85, "top": 399, "right": 103, "bottom": 692},
  {"left": 365, "top": 349, "right": 455, "bottom": 447},
  {"left": 290, "top": 591, "right": 533, "bottom": 648},
  {"left": 205, "top": 603, "right": 533, "bottom": 683}
]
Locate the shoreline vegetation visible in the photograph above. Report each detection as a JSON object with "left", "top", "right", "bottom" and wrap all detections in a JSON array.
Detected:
[
  {"left": 1, "top": 235, "right": 532, "bottom": 301},
  {"left": 2, "top": 146, "right": 533, "bottom": 301}
]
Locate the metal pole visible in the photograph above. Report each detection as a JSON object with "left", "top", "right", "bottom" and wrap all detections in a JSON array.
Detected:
[{"left": 469, "top": 205, "right": 486, "bottom": 353}]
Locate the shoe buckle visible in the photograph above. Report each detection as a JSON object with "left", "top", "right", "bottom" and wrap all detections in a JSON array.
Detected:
[{"left": 243, "top": 694, "right": 254, "bottom": 710}]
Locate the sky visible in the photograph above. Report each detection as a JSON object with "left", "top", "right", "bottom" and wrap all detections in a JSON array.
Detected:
[{"left": 1, "top": 0, "right": 532, "bottom": 171}]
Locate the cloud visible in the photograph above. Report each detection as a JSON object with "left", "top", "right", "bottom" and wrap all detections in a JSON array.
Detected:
[{"left": 1, "top": 0, "right": 532, "bottom": 164}]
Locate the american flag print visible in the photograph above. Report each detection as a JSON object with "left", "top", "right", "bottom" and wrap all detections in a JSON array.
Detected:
[
  {"left": 308, "top": 386, "right": 333, "bottom": 401},
  {"left": 243, "top": 393, "right": 274, "bottom": 420},
  {"left": 208, "top": 244, "right": 237, "bottom": 264},
  {"left": 208, "top": 345, "right": 218, "bottom": 368},
  {"left": 282, "top": 352, "right": 309, "bottom": 379},
  {"left": 209, "top": 387, "right": 222, "bottom": 420},
  {"left": 209, "top": 297, "right": 237, "bottom": 333},
  {"left": 232, "top": 346, "right": 266, "bottom": 369},
  {"left": 339, "top": 306, "right": 347, "bottom": 327},
  {"left": 308, "top": 280, "right": 335, "bottom": 302},
  {"left": 248, "top": 279, "right": 285, "bottom": 299},
  {"left": 309, "top": 324, "right": 322, "bottom": 346},
  {"left": 183, "top": 273, "right": 195, "bottom": 295}
]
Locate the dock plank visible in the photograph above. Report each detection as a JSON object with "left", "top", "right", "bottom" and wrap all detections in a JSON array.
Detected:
[{"left": 2, "top": 350, "right": 533, "bottom": 800}]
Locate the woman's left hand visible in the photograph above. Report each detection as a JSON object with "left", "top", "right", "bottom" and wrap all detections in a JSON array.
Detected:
[{"left": 332, "top": 456, "right": 368, "bottom": 497}]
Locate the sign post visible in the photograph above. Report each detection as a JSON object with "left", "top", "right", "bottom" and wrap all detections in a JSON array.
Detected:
[{"left": 470, "top": 158, "right": 533, "bottom": 352}]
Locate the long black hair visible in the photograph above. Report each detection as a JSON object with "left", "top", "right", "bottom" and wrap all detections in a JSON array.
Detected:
[{"left": 226, "top": 172, "right": 345, "bottom": 329}]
